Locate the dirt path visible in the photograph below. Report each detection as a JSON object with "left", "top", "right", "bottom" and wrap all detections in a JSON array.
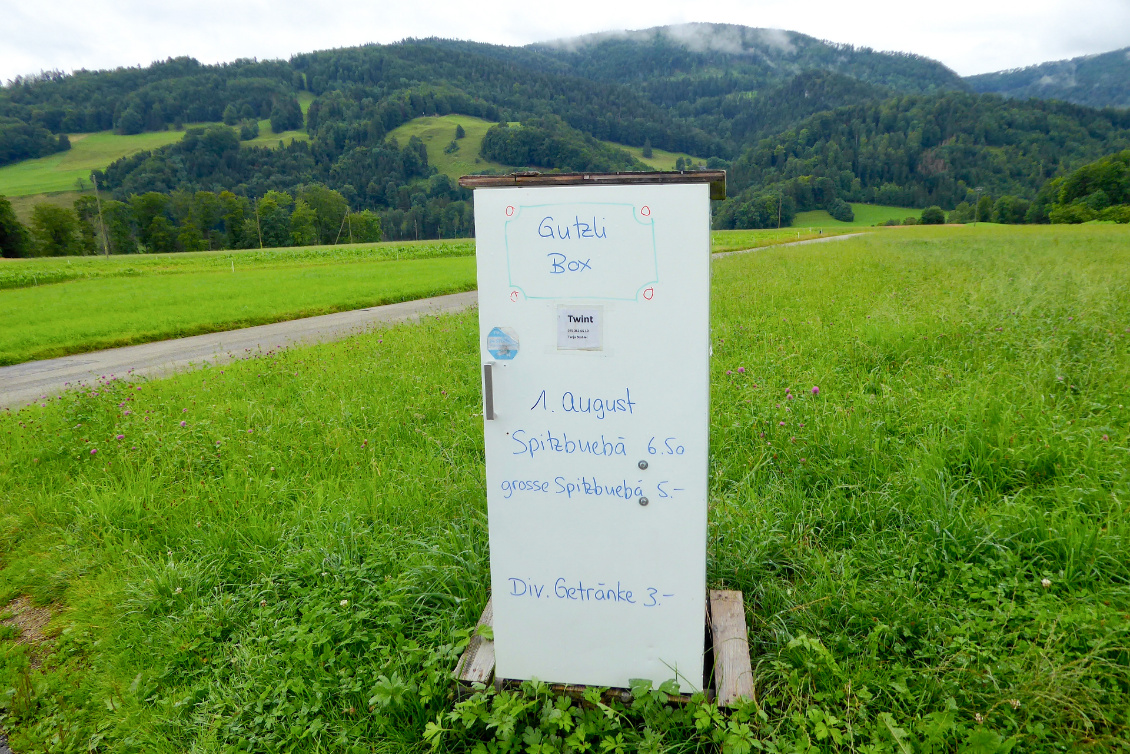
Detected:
[
  {"left": 0, "top": 291, "right": 477, "bottom": 410},
  {"left": 712, "top": 231, "right": 867, "bottom": 258}
]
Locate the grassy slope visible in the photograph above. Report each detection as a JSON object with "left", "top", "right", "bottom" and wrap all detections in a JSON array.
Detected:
[
  {"left": 388, "top": 114, "right": 702, "bottom": 182},
  {"left": 5, "top": 107, "right": 686, "bottom": 208},
  {"left": 387, "top": 114, "right": 511, "bottom": 182},
  {"left": 0, "top": 225, "right": 1127, "bottom": 751},
  {"left": 0, "top": 93, "right": 315, "bottom": 200},
  {"left": 6, "top": 191, "right": 85, "bottom": 224},
  {"left": 615, "top": 143, "right": 700, "bottom": 171},
  {"left": 0, "top": 131, "right": 188, "bottom": 196},
  {"left": 795, "top": 203, "right": 922, "bottom": 227}
]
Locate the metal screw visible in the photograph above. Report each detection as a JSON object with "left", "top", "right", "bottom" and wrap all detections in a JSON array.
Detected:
[
  {"left": 638, "top": 496, "right": 649, "bottom": 506},
  {"left": 638, "top": 460, "right": 648, "bottom": 470}
]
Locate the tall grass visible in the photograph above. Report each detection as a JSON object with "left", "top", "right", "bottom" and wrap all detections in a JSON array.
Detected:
[
  {"left": 0, "top": 239, "right": 475, "bottom": 291},
  {"left": 712, "top": 227, "right": 853, "bottom": 253},
  {"left": 794, "top": 203, "right": 924, "bottom": 227},
  {"left": 0, "top": 255, "right": 476, "bottom": 365},
  {"left": 0, "top": 225, "right": 1127, "bottom": 751}
]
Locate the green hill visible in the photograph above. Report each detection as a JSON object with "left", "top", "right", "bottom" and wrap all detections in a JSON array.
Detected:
[
  {"left": 387, "top": 114, "right": 702, "bottom": 181},
  {"left": 0, "top": 107, "right": 309, "bottom": 202},
  {"left": 967, "top": 47, "right": 1130, "bottom": 109},
  {"left": 385, "top": 115, "right": 509, "bottom": 181}
]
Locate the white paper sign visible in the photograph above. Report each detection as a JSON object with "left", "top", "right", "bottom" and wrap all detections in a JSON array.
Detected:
[
  {"left": 557, "top": 308, "right": 602, "bottom": 350},
  {"left": 474, "top": 182, "right": 710, "bottom": 693}
]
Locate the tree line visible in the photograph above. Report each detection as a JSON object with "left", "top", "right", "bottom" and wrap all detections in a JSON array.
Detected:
[
  {"left": 6, "top": 34, "right": 1130, "bottom": 240},
  {"left": 714, "top": 149, "right": 1130, "bottom": 230},
  {"left": 0, "top": 184, "right": 382, "bottom": 258},
  {"left": 713, "top": 92, "right": 1130, "bottom": 226},
  {"left": 479, "top": 117, "right": 649, "bottom": 172}
]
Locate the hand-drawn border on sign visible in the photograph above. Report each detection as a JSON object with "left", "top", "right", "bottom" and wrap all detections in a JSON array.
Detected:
[{"left": 503, "top": 202, "right": 658, "bottom": 302}]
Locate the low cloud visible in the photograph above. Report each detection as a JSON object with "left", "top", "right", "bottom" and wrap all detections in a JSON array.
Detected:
[
  {"left": 543, "top": 23, "right": 800, "bottom": 58},
  {"left": 1, "top": 0, "right": 1129, "bottom": 83}
]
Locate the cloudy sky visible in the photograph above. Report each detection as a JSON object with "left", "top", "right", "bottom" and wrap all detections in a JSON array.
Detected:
[{"left": 3, "top": 0, "right": 1129, "bottom": 82}]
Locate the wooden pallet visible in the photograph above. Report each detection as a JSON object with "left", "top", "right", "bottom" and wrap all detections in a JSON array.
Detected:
[{"left": 454, "top": 589, "right": 753, "bottom": 707}]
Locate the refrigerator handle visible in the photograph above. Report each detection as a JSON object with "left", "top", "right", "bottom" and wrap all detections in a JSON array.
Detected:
[{"left": 483, "top": 363, "right": 495, "bottom": 420}]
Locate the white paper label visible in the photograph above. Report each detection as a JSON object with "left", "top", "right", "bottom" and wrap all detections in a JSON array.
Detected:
[{"left": 557, "top": 308, "right": 602, "bottom": 350}]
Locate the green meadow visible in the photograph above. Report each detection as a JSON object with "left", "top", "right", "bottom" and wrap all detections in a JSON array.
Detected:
[
  {"left": 711, "top": 227, "right": 853, "bottom": 252},
  {"left": 0, "top": 238, "right": 474, "bottom": 291},
  {"left": 387, "top": 115, "right": 512, "bottom": 183},
  {"left": 0, "top": 131, "right": 189, "bottom": 197},
  {"left": 0, "top": 231, "right": 831, "bottom": 364},
  {"left": 1, "top": 225, "right": 1127, "bottom": 751},
  {"left": 387, "top": 114, "right": 703, "bottom": 182},
  {"left": 795, "top": 203, "right": 923, "bottom": 227},
  {"left": 0, "top": 93, "right": 314, "bottom": 202},
  {"left": 0, "top": 251, "right": 476, "bottom": 365},
  {"left": 614, "top": 142, "right": 701, "bottom": 171}
]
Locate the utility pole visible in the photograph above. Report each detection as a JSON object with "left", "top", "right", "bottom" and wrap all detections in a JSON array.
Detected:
[
  {"left": 777, "top": 194, "right": 782, "bottom": 230},
  {"left": 91, "top": 173, "right": 110, "bottom": 256},
  {"left": 255, "top": 199, "right": 263, "bottom": 248},
  {"left": 334, "top": 212, "right": 347, "bottom": 245}
]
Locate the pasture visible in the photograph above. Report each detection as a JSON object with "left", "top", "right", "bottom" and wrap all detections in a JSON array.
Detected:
[
  {"left": 0, "top": 249, "right": 476, "bottom": 365},
  {"left": 387, "top": 114, "right": 702, "bottom": 182},
  {"left": 387, "top": 115, "right": 512, "bottom": 183},
  {"left": 0, "top": 231, "right": 828, "bottom": 365},
  {"left": 711, "top": 227, "right": 852, "bottom": 252},
  {"left": 0, "top": 94, "right": 313, "bottom": 205},
  {"left": 0, "top": 131, "right": 188, "bottom": 197},
  {"left": 1, "top": 224, "right": 1127, "bottom": 751},
  {"left": 795, "top": 203, "right": 923, "bottom": 227}
]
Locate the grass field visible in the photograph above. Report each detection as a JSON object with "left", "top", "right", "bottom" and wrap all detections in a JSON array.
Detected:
[
  {"left": 0, "top": 227, "right": 826, "bottom": 365},
  {"left": 1, "top": 225, "right": 1127, "bottom": 751},
  {"left": 712, "top": 227, "right": 854, "bottom": 252},
  {"left": 0, "top": 94, "right": 314, "bottom": 200},
  {"left": 387, "top": 114, "right": 703, "bottom": 181},
  {"left": 614, "top": 142, "right": 701, "bottom": 171},
  {"left": 5, "top": 191, "right": 85, "bottom": 224},
  {"left": 795, "top": 203, "right": 922, "bottom": 227},
  {"left": 387, "top": 115, "right": 511, "bottom": 183},
  {"left": 0, "top": 131, "right": 189, "bottom": 197},
  {"left": 0, "top": 244, "right": 476, "bottom": 365},
  {"left": 0, "top": 238, "right": 474, "bottom": 291}
]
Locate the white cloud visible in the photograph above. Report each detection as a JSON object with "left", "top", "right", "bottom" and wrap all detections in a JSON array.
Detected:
[{"left": 1, "top": 0, "right": 1128, "bottom": 82}]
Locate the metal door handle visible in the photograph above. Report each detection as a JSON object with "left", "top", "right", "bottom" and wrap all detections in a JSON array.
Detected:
[{"left": 483, "top": 363, "right": 495, "bottom": 420}]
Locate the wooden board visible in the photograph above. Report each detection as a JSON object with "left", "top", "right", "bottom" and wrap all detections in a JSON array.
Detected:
[
  {"left": 458, "top": 170, "right": 726, "bottom": 200},
  {"left": 709, "top": 590, "right": 754, "bottom": 707},
  {"left": 455, "top": 591, "right": 754, "bottom": 707},
  {"left": 454, "top": 598, "right": 496, "bottom": 686}
]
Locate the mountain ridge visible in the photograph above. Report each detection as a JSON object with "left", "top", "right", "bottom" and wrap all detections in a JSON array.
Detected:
[{"left": 967, "top": 46, "right": 1130, "bottom": 109}]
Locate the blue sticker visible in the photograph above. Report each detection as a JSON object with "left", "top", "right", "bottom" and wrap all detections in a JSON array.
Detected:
[{"left": 487, "top": 327, "right": 520, "bottom": 360}]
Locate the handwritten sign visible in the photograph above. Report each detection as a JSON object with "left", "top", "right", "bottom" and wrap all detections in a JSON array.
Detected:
[
  {"left": 504, "top": 203, "right": 658, "bottom": 301},
  {"left": 473, "top": 181, "right": 710, "bottom": 693}
]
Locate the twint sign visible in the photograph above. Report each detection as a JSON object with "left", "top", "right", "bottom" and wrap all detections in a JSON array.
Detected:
[{"left": 461, "top": 171, "right": 724, "bottom": 692}]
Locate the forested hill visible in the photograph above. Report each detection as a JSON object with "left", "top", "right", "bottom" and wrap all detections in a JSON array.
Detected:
[
  {"left": 967, "top": 47, "right": 1130, "bottom": 109},
  {"left": 531, "top": 24, "right": 967, "bottom": 99},
  {"left": 5, "top": 24, "right": 1130, "bottom": 248},
  {"left": 717, "top": 93, "right": 1130, "bottom": 228}
]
